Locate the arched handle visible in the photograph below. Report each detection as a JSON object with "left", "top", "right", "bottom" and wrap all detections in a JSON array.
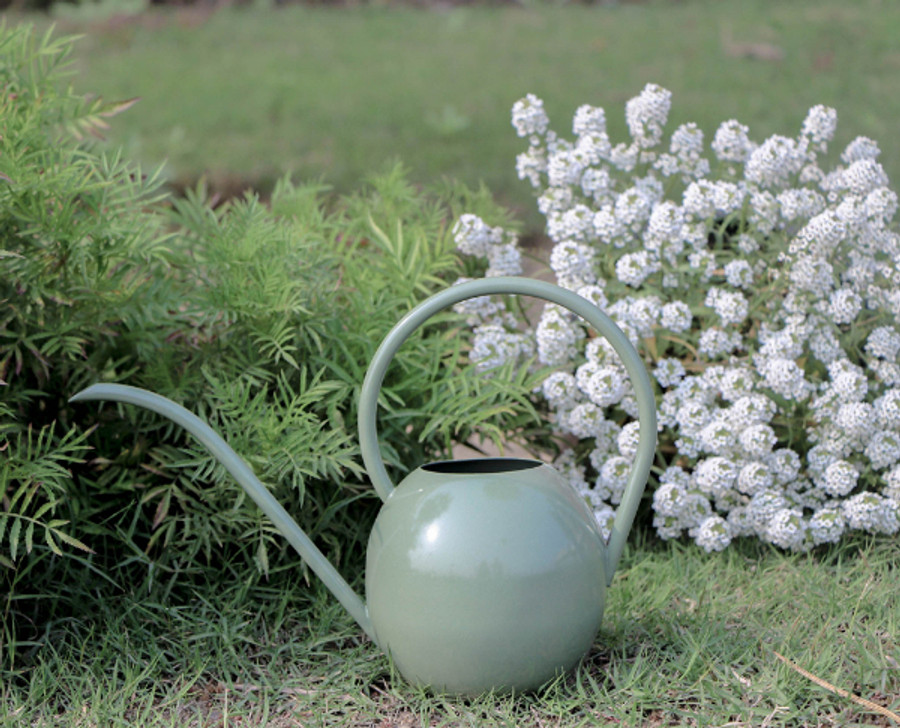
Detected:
[{"left": 357, "top": 277, "right": 657, "bottom": 580}]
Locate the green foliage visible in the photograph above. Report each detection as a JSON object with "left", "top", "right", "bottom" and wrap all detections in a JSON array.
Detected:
[{"left": 1, "top": 24, "right": 538, "bottom": 669}]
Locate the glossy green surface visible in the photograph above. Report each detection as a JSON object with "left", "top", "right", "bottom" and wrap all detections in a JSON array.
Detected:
[{"left": 366, "top": 460, "right": 606, "bottom": 694}]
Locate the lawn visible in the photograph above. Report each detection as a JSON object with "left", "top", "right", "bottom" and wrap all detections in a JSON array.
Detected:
[
  {"left": 29, "top": 0, "right": 900, "bottom": 229},
  {"left": 4, "top": 535, "right": 898, "bottom": 726}
]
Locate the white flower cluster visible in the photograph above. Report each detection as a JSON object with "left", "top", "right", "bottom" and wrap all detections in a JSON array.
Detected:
[
  {"left": 452, "top": 214, "right": 523, "bottom": 279},
  {"left": 454, "top": 84, "right": 900, "bottom": 551}
]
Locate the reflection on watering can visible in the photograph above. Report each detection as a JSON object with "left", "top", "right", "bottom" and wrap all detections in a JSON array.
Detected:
[{"left": 71, "top": 277, "right": 657, "bottom": 694}]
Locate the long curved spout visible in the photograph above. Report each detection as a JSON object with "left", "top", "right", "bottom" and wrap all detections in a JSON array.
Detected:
[{"left": 70, "top": 383, "right": 375, "bottom": 641}]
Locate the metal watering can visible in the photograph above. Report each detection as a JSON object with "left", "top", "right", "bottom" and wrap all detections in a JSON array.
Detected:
[{"left": 71, "top": 277, "right": 657, "bottom": 694}]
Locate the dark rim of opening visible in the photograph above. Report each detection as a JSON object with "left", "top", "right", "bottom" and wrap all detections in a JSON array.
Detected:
[{"left": 421, "top": 458, "right": 543, "bottom": 474}]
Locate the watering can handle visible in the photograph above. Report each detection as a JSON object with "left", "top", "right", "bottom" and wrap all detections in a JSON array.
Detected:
[{"left": 358, "top": 277, "right": 657, "bottom": 576}]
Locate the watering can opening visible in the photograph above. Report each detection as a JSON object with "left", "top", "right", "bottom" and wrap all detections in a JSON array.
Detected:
[{"left": 421, "top": 458, "right": 543, "bottom": 475}]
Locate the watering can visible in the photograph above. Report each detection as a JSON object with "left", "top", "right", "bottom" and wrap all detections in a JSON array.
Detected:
[{"left": 71, "top": 277, "right": 657, "bottom": 694}]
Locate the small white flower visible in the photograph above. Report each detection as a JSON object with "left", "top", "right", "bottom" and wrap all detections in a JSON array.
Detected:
[
  {"left": 673, "top": 399, "right": 712, "bottom": 436},
  {"left": 573, "top": 104, "right": 607, "bottom": 137},
  {"left": 712, "top": 119, "right": 754, "bottom": 163},
  {"left": 865, "top": 187, "right": 898, "bottom": 225},
  {"left": 834, "top": 402, "right": 875, "bottom": 441},
  {"left": 729, "top": 394, "right": 776, "bottom": 425},
  {"left": 767, "top": 449, "right": 802, "bottom": 486},
  {"left": 758, "top": 357, "right": 811, "bottom": 400},
  {"left": 576, "top": 284, "right": 609, "bottom": 312},
  {"left": 542, "top": 371, "right": 580, "bottom": 409},
  {"left": 874, "top": 389, "right": 900, "bottom": 429},
  {"left": 866, "top": 327, "right": 900, "bottom": 360},
  {"left": 680, "top": 492, "right": 713, "bottom": 529},
  {"left": 486, "top": 243, "right": 523, "bottom": 277},
  {"left": 693, "top": 515, "right": 733, "bottom": 552},
  {"left": 683, "top": 179, "right": 718, "bottom": 220},
  {"left": 645, "top": 201, "right": 685, "bottom": 248},
  {"left": 842, "top": 136, "right": 881, "bottom": 164},
  {"left": 592, "top": 205, "right": 627, "bottom": 245},
  {"left": 765, "top": 508, "right": 808, "bottom": 551},
  {"left": 801, "top": 105, "right": 838, "bottom": 149},
  {"left": 584, "top": 366, "right": 628, "bottom": 408},
  {"left": 469, "top": 325, "right": 533, "bottom": 372},
  {"left": 778, "top": 188, "right": 825, "bottom": 221},
  {"left": 698, "top": 329, "right": 742, "bottom": 359},
  {"left": 536, "top": 307, "right": 581, "bottom": 366},
  {"left": 660, "top": 300, "right": 693, "bottom": 333},
  {"left": 693, "top": 456, "right": 739, "bottom": 497},
  {"left": 828, "top": 288, "right": 863, "bottom": 324},
  {"left": 511, "top": 94, "right": 549, "bottom": 138},
  {"left": 598, "top": 455, "right": 634, "bottom": 504},
  {"left": 581, "top": 167, "right": 612, "bottom": 202},
  {"left": 885, "top": 465, "right": 900, "bottom": 502},
  {"left": 615, "top": 186, "right": 654, "bottom": 229},
  {"left": 593, "top": 506, "right": 615, "bottom": 541},
  {"left": 699, "top": 415, "right": 739, "bottom": 455},
  {"left": 615, "top": 250, "right": 660, "bottom": 287},
  {"left": 706, "top": 288, "right": 749, "bottom": 327},
  {"left": 823, "top": 460, "right": 858, "bottom": 497},
  {"left": 737, "top": 461, "right": 775, "bottom": 495},
  {"left": 628, "top": 296, "right": 661, "bottom": 337},
  {"left": 719, "top": 370, "right": 757, "bottom": 402},
  {"left": 516, "top": 146, "right": 547, "bottom": 188},
  {"left": 653, "top": 481, "right": 687, "bottom": 518},
  {"left": 549, "top": 240, "right": 596, "bottom": 280},
  {"left": 809, "top": 506, "right": 845, "bottom": 545},
  {"left": 724, "top": 260, "right": 754, "bottom": 289},
  {"left": 653, "top": 358, "right": 686, "bottom": 388},
  {"left": 565, "top": 402, "right": 605, "bottom": 439},
  {"left": 617, "top": 421, "right": 642, "bottom": 459},
  {"left": 842, "top": 159, "right": 889, "bottom": 196},
  {"left": 748, "top": 190, "right": 780, "bottom": 234},
  {"left": 843, "top": 492, "right": 899, "bottom": 534},
  {"left": 739, "top": 424, "right": 777, "bottom": 458},
  {"left": 828, "top": 366, "right": 868, "bottom": 403},
  {"left": 745, "top": 135, "right": 803, "bottom": 188},
  {"left": 625, "top": 83, "right": 672, "bottom": 148},
  {"left": 453, "top": 214, "right": 503, "bottom": 256},
  {"left": 864, "top": 430, "right": 900, "bottom": 471},
  {"left": 547, "top": 148, "right": 585, "bottom": 189}
]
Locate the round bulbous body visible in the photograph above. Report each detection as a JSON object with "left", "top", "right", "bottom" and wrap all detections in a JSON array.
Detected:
[{"left": 365, "top": 459, "right": 607, "bottom": 694}]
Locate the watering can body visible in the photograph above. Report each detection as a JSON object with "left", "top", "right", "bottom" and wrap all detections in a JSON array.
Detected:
[
  {"left": 71, "top": 276, "right": 657, "bottom": 695},
  {"left": 366, "top": 460, "right": 607, "bottom": 693}
]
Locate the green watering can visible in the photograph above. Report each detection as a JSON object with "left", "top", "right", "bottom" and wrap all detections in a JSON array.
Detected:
[{"left": 71, "top": 277, "right": 657, "bottom": 694}]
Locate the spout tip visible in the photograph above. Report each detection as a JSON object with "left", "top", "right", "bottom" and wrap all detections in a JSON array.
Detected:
[
  {"left": 69, "top": 383, "right": 112, "bottom": 404},
  {"left": 68, "top": 390, "right": 90, "bottom": 404}
]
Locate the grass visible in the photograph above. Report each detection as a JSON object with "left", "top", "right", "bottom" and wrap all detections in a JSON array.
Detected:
[
  {"left": 19, "top": 0, "right": 900, "bottom": 230},
  {"left": 4, "top": 534, "right": 898, "bottom": 726}
]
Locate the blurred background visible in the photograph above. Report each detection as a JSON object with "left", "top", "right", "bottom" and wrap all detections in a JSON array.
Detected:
[{"left": 6, "top": 0, "right": 898, "bottom": 236}]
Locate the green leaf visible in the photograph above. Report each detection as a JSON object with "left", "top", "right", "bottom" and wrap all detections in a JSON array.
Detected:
[
  {"left": 24, "top": 521, "right": 34, "bottom": 555},
  {"left": 52, "top": 529, "right": 94, "bottom": 555},
  {"left": 9, "top": 517, "right": 21, "bottom": 562},
  {"left": 44, "top": 528, "right": 62, "bottom": 557}
]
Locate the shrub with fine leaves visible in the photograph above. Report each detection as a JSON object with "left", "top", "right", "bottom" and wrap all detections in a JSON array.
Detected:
[{"left": 1, "top": 25, "right": 538, "bottom": 666}]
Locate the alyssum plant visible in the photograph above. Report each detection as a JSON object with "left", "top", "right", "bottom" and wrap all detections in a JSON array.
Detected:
[{"left": 454, "top": 83, "right": 900, "bottom": 552}]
